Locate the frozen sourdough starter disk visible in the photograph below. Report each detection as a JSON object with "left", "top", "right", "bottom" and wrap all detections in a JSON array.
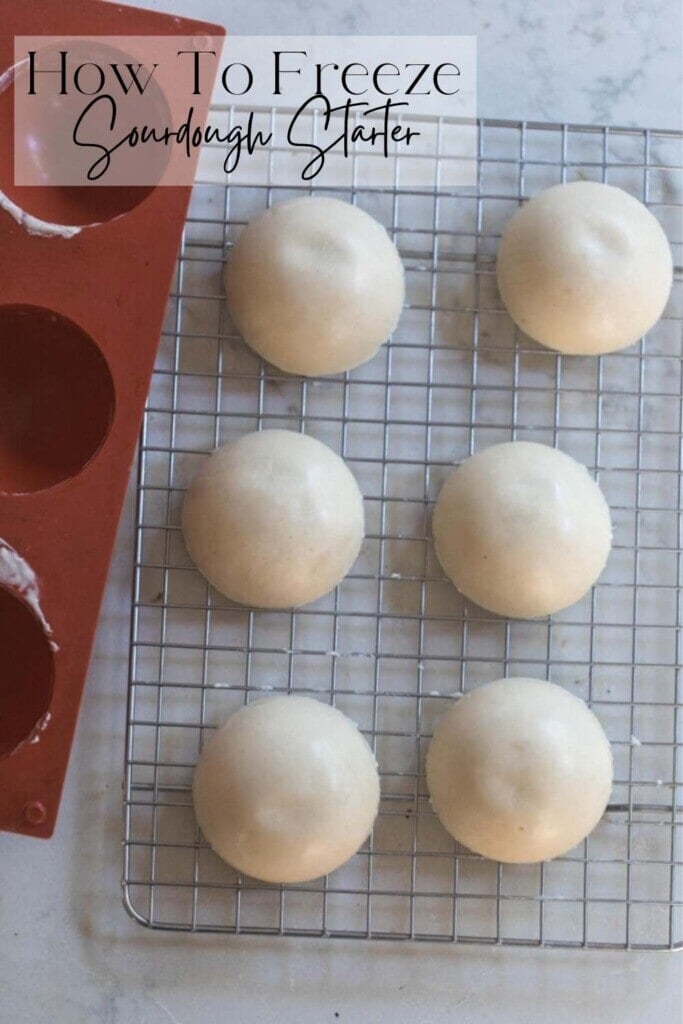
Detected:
[
  {"left": 193, "top": 696, "right": 380, "bottom": 883},
  {"left": 426, "top": 678, "right": 614, "bottom": 863},
  {"left": 432, "top": 441, "right": 612, "bottom": 618},
  {"left": 496, "top": 180, "right": 673, "bottom": 355},
  {"left": 182, "top": 429, "right": 365, "bottom": 609},
  {"left": 224, "top": 196, "right": 405, "bottom": 376}
]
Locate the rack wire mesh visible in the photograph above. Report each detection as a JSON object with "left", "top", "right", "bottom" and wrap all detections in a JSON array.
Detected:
[{"left": 123, "top": 114, "right": 683, "bottom": 950}]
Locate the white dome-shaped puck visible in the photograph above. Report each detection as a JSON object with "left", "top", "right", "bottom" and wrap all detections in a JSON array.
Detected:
[
  {"left": 432, "top": 441, "right": 612, "bottom": 618},
  {"left": 182, "top": 430, "right": 365, "bottom": 609},
  {"left": 225, "top": 197, "right": 405, "bottom": 376},
  {"left": 193, "top": 696, "right": 380, "bottom": 883},
  {"left": 496, "top": 181, "right": 673, "bottom": 355},
  {"left": 426, "top": 678, "right": 613, "bottom": 863}
]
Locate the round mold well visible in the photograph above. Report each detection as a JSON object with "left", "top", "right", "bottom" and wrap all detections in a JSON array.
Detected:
[
  {"left": 0, "top": 40, "right": 172, "bottom": 229},
  {"left": 0, "top": 583, "right": 55, "bottom": 760},
  {"left": 0, "top": 305, "right": 115, "bottom": 494}
]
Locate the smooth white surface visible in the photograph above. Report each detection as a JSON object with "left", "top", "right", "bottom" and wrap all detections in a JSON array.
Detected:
[
  {"left": 225, "top": 198, "right": 405, "bottom": 376},
  {"left": 432, "top": 441, "right": 612, "bottom": 618},
  {"left": 497, "top": 182, "right": 674, "bottom": 355},
  {"left": 426, "top": 678, "right": 614, "bottom": 863},
  {"left": 141, "top": 0, "right": 683, "bottom": 130},
  {"left": 193, "top": 696, "right": 380, "bottom": 882},
  {"left": 182, "top": 430, "right": 364, "bottom": 608},
  {"left": 2, "top": 1, "right": 682, "bottom": 1021}
]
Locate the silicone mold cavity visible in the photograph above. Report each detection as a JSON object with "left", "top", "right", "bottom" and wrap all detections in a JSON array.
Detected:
[
  {"left": 0, "top": 304, "right": 115, "bottom": 493},
  {"left": 0, "top": 584, "right": 55, "bottom": 759},
  {"left": 0, "top": 39, "right": 172, "bottom": 230}
]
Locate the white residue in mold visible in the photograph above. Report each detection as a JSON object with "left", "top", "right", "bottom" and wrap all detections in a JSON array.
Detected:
[
  {"left": 29, "top": 711, "right": 52, "bottom": 744},
  {"left": 0, "top": 190, "right": 82, "bottom": 239},
  {"left": 0, "top": 539, "right": 58, "bottom": 650},
  {"left": 0, "top": 60, "right": 82, "bottom": 240},
  {"left": 630, "top": 734, "right": 642, "bottom": 746}
]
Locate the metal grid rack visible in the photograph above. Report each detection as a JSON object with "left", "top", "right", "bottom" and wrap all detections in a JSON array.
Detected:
[{"left": 123, "top": 115, "right": 683, "bottom": 950}]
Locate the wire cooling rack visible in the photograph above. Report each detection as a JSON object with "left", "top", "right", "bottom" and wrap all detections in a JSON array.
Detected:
[{"left": 122, "top": 115, "right": 683, "bottom": 950}]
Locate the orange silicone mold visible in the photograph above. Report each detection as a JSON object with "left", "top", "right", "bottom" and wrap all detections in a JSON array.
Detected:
[{"left": 0, "top": 0, "right": 225, "bottom": 837}]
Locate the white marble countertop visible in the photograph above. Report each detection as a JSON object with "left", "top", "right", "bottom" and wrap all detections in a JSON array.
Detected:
[{"left": 2, "top": 2, "right": 683, "bottom": 1022}]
